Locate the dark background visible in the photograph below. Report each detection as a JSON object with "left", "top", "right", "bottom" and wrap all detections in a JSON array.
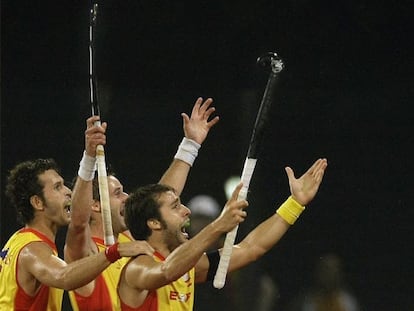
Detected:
[{"left": 1, "top": 0, "right": 413, "bottom": 310}]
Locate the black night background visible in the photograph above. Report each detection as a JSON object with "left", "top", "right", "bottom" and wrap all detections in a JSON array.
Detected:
[{"left": 1, "top": 1, "right": 413, "bottom": 310}]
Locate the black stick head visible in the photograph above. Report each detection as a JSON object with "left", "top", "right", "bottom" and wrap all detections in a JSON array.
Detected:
[
  {"left": 257, "top": 52, "right": 284, "bottom": 74},
  {"left": 90, "top": 3, "right": 98, "bottom": 26}
]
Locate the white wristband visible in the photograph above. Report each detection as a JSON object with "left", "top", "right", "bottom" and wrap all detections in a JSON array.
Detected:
[
  {"left": 78, "top": 151, "right": 97, "bottom": 181},
  {"left": 174, "top": 137, "right": 201, "bottom": 167}
]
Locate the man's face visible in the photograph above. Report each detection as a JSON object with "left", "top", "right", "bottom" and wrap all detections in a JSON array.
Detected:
[
  {"left": 37, "top": 169, "right": 72, "bottom": 227},
  {"left": 158, "top": 190, "right": 191, "bottom": 250},
  {"left": 107, "top": 175, "right": 129, "bottom": 235}
]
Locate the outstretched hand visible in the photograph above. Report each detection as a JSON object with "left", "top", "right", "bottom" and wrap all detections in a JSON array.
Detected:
[
  {"left": 285, "top": 158, "right": 328, "bottom": 206},
  {"left": 181, "top": 97, "right": 220, "bottom": 145}
]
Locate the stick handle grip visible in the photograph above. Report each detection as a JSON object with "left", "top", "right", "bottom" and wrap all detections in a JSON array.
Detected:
[
  {"left": 96, "top": 144, "right": 115, "bottom": 246},
  {"left": 213, "top": 158, "right": 257, "bottom": 289}
]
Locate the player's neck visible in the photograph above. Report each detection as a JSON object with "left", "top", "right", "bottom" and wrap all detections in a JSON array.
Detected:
[
  {"left": 147, "top": 236, "right": 171, "bottom": 258},
  {"left": 90, "top": 222, "right": 104, "bottom": 239}
]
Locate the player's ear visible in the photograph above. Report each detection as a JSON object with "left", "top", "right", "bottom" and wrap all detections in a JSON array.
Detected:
[
  {"left": 147, "top": 219, "right": 161, "bottom": 230},
  {"left": 30, "top": 195, "right": 45, "bottom": 211},
  {"left": 91, "top": 200, "right": 101, "bottom": 212}
]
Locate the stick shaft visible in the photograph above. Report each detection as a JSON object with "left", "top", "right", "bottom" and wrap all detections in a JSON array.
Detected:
[
  {"left": 89, "top": 4, "right": 115, "bottom": 245},
  {"left": 96, "top": 145, "right": 115, "bottom": 245},
  {"left": 213, "top": 157, "right": 256, "bottom": 289},
  {"left": 213, "top": 53, "right": 283, "bottom": 288}
]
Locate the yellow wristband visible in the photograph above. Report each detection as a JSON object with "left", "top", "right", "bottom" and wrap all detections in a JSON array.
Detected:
[{"left": 276, "top": 196, "right": 305, "bottom": 225}]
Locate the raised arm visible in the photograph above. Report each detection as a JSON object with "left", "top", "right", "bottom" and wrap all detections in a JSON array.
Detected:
[
  {"left": 64, "top": 116, "right": 107, "bottom": 262},
  {"left": 159, "top": 97, "right": 219, "bottom": 195},
  {"left": 226, "top": 158, "right": 328, "bottom": 273}
]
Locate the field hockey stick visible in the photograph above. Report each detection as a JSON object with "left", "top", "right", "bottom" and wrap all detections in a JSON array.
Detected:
[
  {"left": 213, "top": 52, "right": 284, "bottom": 289},
  {"left": 89, "top": 3, "right": 115, "bottom": 246}
]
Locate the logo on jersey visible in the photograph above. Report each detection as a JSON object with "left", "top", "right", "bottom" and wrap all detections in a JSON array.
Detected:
[
  {"left": 0, "top": 248, "right": 9, "bottom": 272},
  {"left": 0, "top": 248, "right": 8, "bottom": 259},
  {"left": 169, "top": 291, "right": 191, "bottom": 302}
]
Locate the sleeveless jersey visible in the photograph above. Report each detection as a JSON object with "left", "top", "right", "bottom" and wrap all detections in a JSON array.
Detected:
[
  {"left": 0, "top": 228, "right": 63, "bottom": 311},
  {"left": 68, "top": 232, "right": 132, "bottom": 311},
  {"left": 120, "top": 252, "right": 195, "bottom": 311}
]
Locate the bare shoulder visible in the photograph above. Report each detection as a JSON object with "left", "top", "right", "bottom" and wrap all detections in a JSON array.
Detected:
[
  {"left": 20, "top": 241, "right": 55, "bottom": 261},
  {"left": 123, "top": 254, "right": 157, "bottom": 289},
  {"left": 126, "top": 254, "right": 155, "bottom": 273},
  {"left": 18, "top": 241, "right": 60, "bottom": 276}
]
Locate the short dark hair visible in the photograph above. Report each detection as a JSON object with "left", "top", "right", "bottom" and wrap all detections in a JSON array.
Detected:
[
  {"left": 70, "top": 165, "right": 116, "bottom": 202},
  {"left": 92, "top": 166, "right": 116, "bottom": 201},
  {"left": 125, "top": 183, "right": 174, "bottom": 240},
  {"left": 5, "top": 158, "right": 60, "bottom": 225}
]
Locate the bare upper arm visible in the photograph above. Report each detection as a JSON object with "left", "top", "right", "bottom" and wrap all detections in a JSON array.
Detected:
[
  {"left": 64, "top": 224, "right": 95, "bottom": 262},
  {"left": 194, "top": 253, "right": 210, "bottom": 283},
  {"left": 18, "top": 242, "right": 67, "bottom": 294},
  {"left": 224, "top": 243, "right": 263, "bottom": 274},
  {"left": 194, "top": 250, "right": 249, "bottom": 284},
  {"left": 64, "top": 177, "right": 95, "bottom": 262},
  {"left": 124, "top": 255, "right": 173, "bottom": 291},
  {"left": 63, "top": 224, "right": 98, "bottom": 296},
  {"left": 119, "top": 255, "right": 159, "bottom": 308}
]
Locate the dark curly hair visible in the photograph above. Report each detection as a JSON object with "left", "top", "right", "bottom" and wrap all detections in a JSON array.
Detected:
[
  {"left": 5, "top": 158, "right": 60, "bottom": 225},
  {"left": 125, "top": 183, "right": 174, "bottom": 241}
]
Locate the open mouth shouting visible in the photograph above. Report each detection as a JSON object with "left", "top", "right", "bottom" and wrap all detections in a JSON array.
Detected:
[
  {"left": 64, "top": 201, "right": 72, "bottom": 215},
  {"left": 181, "top": 219, "right": 191, "bottom": 239}
]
